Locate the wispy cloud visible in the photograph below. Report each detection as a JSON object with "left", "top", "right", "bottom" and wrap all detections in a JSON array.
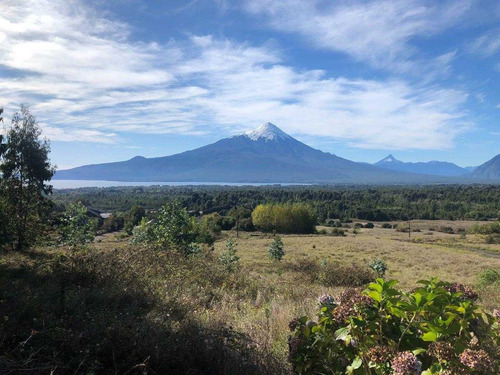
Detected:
[
  {"left": 243, "top": 0, "right": 470, "bottom": 75},
  {"left": 467, "top": 28, "right": 500, "bottom": 57},
  {"left": 0, "top": 0, "right": 472, "bottom": 150}
]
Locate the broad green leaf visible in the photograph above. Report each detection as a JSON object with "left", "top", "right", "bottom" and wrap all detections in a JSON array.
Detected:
[
  {"left": 368, "top": 291, "right": 382, "bottom": 303},
  {"left": 351, "top": 357, "right": 362, "bottom": 369},
  {"left": 422, "top": 331, "right": 438, "bottom": 342}
]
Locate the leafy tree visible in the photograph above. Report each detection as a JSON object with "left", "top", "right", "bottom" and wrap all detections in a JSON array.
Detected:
[
  {"left": 268, "top": 235, "right": 285, "bottom": 262},
  {"left": 252, "top": 203, "right": 316, "bottom": 233},
  {"left": 154, "top": 201, "right": 198, "bottom": 255},
  {"left": 60, "top": 202, "right": 97, "bottom": 250},
  {"left": 219, "top": 238, "right": 239, "bottom": 271},
  {"left": 0, "top": 105, "right": 55, "bottom": 250},
  {"left": 123, "top": 204, "right": 146, "bottom": 234},
  {"left": 130, "top": 217, "right": 155, "bottom": 245}
]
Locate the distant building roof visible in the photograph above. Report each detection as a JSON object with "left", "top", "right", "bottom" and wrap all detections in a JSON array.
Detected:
[{"left": 86, "top": 206, "right": 112, "bottom": 219}]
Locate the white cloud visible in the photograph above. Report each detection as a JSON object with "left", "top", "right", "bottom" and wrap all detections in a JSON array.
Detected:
[
  {"left": 468, "top": 28, "right": 500, "bottom": 57},
  {"left": 243, "top": 0, "right": 469, "bottom": 74},
  {"left": 0, "top": 0, "right": 472, "bottom": 150}
]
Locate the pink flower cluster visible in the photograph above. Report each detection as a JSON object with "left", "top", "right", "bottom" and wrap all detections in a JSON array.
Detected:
[
  {"left": 332, "top": 288, "right": 372, "bottom": 323},
  {"left": 459, "top": 349, "right": 494, "bottom": 372},
  {"left": 390, "top": 351, "right": 422, "bottom": 375},
  {"left": 444, "top": 283, "right": 478, "bottom": 301}
]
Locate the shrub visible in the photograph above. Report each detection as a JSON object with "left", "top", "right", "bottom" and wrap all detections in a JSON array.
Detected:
[
  {"left": 288, "top": 278, "right": 500, "bottom": 374},
  {"left": 477, "top": 268, "right": 500, "bottom": 288},
  {"left": 438, "top": 226, "right": 454, "bottom": 234},
  {"left": 368, "top": 258, "right": 388, "bottom": 278},
  {"left": 318, "top": 262, "right": 374, "bottom": 287},
  {"left": 395, "top": 223, "right": 408, "bottom": 232},
  {"left": 130, "top": 217, "right": 155, "bottom": 245},
  {"left": 486, "top": 235, "right": 500, "bottom": 244},
  {"left": 469, "top": 221, "right": 500, "bottom": 235},
  {"left": 101, "top": 213, "right": 124, "bottom": 233},
  {"left": 252, "top": 203, "right": 317, "bottom": 233},
  {"left": 219, "top": 238, "right": 239, "bottom": 271},
  {"left": 59, "top": 202, "right": 97, "bottom": 250},
  {"left": 268, "top": 235, "right": 285, "bottom": 262},
  {"left": 364, "top": 222, "right": 374, "bottom": 229},
  {"left": 123, "top": 204, "right": 146, "bottom": 235},
  {"left": 381, "top": 223, "right": 392, "bottom": 229},
  {"left": 331, "top": 228, "right": 345, "bottom": 237},
  {"left": 354, "top": 223, "right": 364, "bottom": 229},
  {"left": 318, "top": 228, "right": 328, "bottom": 235}
]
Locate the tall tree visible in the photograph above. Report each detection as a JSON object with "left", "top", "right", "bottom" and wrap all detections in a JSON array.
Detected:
[{"left": 1, "top": 105, "right": 55, "bottom": 250}]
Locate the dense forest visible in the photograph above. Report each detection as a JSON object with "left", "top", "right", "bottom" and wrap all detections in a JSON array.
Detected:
[{"left": 52, "top": 184, "right": 500, "bottom": 222}]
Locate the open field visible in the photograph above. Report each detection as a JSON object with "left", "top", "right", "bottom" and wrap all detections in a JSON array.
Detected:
[{"left": 1, "top": 220, "right": 499, "bottom": 373}]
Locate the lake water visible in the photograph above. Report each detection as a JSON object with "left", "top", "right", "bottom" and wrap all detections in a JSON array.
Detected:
[{"left": 51, "top": 180, "right": 311, "bottom": 189}]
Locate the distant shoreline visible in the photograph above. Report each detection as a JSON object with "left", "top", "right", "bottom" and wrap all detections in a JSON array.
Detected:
[{"left": 51, "top": 180, "right": 312, "bottom": 189}]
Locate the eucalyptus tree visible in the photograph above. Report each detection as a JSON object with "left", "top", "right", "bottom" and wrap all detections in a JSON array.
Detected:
[{"left": 0, "top": 105, "right": 55, "bottom": 250}]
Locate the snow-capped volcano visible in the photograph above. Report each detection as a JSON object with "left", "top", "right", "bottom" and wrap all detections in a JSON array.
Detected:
[
  {"left": 55, "top": 123, "right": 454, "bottom": 184},
  {"left": 244, "top": 122, "right": 292, "bottom": 141}
]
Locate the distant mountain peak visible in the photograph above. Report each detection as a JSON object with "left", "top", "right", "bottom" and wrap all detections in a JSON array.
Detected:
[
  {"left": 377, "top": 154, "right": 401, "bottom": 164},
  {"left": 244, "top": 122, "right": 291, "bottom": 141}
]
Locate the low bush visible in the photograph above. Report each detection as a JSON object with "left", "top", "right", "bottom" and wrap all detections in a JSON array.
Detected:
[
  {"left": 364, "top": 222, "right": 375, "bottom": 229},
  {"left": 288, "top": 278, "right": 500, "bottom": 374},
  {"left": 477, "top": 268, "right": 500, "bottom": 288},
  {"left": 486, "top": 235, "right": 500, "bottom": 244},
  {"left": 381, "top": 223, "right": 392, "bottom": 229},
  {"left": 318, "top": 262, "right": 374, "bottom": 287},
  {"left": 437, "top": 226, "right": 454, "bottom": 234},
  {"left": 331, "top": 228, "right": 346, "bottom": 237},
  {"left": 469, "top": 221, "right": 500, "bottom": 235},
  {"left": 395, "top": 223, "right": 408, "bottom": 232},
  {"left": 354, "top": 223, "right": 364, "bottom": 229},
  {"left": 368, "top": 258, "right": 388, "bottom": 278}
]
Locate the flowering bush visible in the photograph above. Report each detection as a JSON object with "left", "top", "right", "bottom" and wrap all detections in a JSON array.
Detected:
[{"left": 288, "top": 278, "right": 500, "bottom": 374}]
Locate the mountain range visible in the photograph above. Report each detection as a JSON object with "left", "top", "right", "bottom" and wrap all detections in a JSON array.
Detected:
[
  {"left": 373, "top": 154, "right": 470, "bottom": 177},
  {"left": 55, "top": 123, "right": 499, "bottom": 184}
]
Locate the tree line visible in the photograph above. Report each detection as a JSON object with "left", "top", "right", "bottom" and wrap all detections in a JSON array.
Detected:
[{"left": 52, "top": 184, "right": 500, "bottom": 223}]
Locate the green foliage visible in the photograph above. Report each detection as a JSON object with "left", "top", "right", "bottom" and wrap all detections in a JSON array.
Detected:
[
  {"left": 364, "top": 222, "right": 375, "bottom": 229},
  {"left": 219, "top": 238, "right": 240, "bottom": 271},
  {"left": 252, "top": 203, "right": 317, "bottom": 233},
  {"left": 52, "top": 185, "right": 500, "bottom": 223},
  {"left": 381, "top": 223, "right": 392, "bottom": 229},
  {"left": 268, "top": 235, "right": 285, "bottom": 262},
  {"left": 123, "top": 204, "right": 146, "bottom": 234},
  {"left": 0, "top": 105, "right": 55, "bottom": 250},
  {"left": 469, "top": 221, "right": 500, "bottom": 235},
  {"left": 369, "top": 258, "right": 388, "bottom": 278},
  {"left": 130, "top": 217, "right": 155, "bottom": 245},
  {"left": 477, "top": 268, "right": 500, "bottom": 288},
  {"left": 289, "top": 278, "right": 500, "bottom": 374},
  {"left": 60, "top": 202, "right": 97, "bottom": 250},
  {"left": 101, "top": 213, "right": 124, "bottom": 233},
  {"left": 153, "top": 201, "right": 199, "bottom": 255}
]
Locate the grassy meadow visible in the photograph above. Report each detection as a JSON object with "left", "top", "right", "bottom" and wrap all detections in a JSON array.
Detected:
[{"left": 1, "top": 220, "right": 499, "bottom": 374}]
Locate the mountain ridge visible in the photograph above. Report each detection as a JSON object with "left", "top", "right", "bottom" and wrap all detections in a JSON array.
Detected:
[
  {"left": 54, "top": 123, "right": 488, "bottom": 184},
  {"left": 374, "top": 154, "right": 469, "bottom": 177}
]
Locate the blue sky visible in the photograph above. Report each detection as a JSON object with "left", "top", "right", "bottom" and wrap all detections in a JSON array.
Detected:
[{"left": 0, "top": 0, "right": 499, "bottom": 169}]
